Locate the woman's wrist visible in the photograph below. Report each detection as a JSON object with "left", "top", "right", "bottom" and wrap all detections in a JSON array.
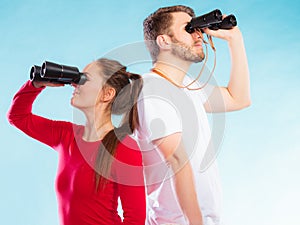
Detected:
[{"left": 32, "top": 81, "right": 44, "bottom": 88}]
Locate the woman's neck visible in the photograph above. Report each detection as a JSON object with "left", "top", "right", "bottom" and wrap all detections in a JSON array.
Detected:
[{"left": 82, "top": 109, "right": 114, "bottom": 142}]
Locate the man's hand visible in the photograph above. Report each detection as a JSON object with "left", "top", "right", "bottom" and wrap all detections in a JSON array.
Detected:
[
  {"left": 202, "top": 15, "right": 251, "bottom": 113},
  {"left": 202, "top": 15, "right": 243, "bottom": 42}
]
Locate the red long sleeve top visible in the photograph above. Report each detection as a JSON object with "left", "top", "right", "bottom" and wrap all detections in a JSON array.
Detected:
[{"left": 7, "top": 81, "right": 146, "bottom": 225}]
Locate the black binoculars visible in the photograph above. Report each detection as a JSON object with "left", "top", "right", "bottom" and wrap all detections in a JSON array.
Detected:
[
  {"left": 185, "top": 9, "right": 237, "bottom": 33},
  {"left": 30, "top": 61, "right": 87, "bottom": 85}
]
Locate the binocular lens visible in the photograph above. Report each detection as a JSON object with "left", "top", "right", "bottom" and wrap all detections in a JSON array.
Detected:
[
  {"left": 185, "top": 9, "right": 237, "bottom": 33},
  {"left": 30, "top": 61, "right": 87, "bottom": 85},
  {"left": 218, "top": 15, "right": 237, "bottom": 29},
  {"left": 30, "top": 65, "right": 42, "bottom": 81},
  {"left": 41, "top": 61, "right": 80, "bottom": 79},
  {"left": 30, "top": 65, "right": 58, "bottom": 83}
]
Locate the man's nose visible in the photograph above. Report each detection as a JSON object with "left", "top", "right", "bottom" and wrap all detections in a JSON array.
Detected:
[{"left": 191, "top": 30, "right": 203, "bottom": 40}]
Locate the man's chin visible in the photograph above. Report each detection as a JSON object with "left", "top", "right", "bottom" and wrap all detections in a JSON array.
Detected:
[{"left": 191, "top": 54, "right": 205, "bottom": 63}]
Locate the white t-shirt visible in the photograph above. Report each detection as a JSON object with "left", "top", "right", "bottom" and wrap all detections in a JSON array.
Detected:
[{"left": 135, "top": 72, "right": 222, "bottom": 225}]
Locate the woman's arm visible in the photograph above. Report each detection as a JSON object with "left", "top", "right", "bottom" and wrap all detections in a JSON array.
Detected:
[{"left": 7, "top": 80, "right": 70, "bottom": 149}]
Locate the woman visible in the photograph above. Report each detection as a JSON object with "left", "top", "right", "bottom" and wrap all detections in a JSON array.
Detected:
[{"left": 7, "top": 58, "right": 146, "bottom": 225}]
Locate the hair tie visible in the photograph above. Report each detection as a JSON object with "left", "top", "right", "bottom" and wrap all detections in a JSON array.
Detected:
[{"left": 120, "top": 67, "right": 133, "bottom": 83}]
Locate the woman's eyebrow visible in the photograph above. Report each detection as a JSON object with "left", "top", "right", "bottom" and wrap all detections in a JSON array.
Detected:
[{"left": 83, "top": 72, "right": 92, "bottom": 79}]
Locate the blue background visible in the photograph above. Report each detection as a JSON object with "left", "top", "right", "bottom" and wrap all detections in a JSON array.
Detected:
[{"left": 1, "top": 0, "right": 299, "bottom": 224}]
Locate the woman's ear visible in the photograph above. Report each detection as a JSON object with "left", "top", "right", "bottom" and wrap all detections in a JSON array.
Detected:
[
  {"left": 156, "top": 35, "right": 172, "bottom": 50},
  {"left": 99, "top": 86, "right": 116, "bottom": 103}
]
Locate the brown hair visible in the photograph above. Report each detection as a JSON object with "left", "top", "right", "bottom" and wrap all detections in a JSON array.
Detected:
[
  {"left": 93, "top": 58, "right": 143, "bottom": 190},
  {"left": 143, "top": 5, "right": 195, "bottom": 63}
]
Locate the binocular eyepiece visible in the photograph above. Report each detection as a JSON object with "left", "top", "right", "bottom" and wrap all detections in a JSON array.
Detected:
[
  {"left": 30, "top": 61, "right": 87, "bottom": 85},
  {"left": 185, "top": 9, "right": 237, "bottom": 34}
]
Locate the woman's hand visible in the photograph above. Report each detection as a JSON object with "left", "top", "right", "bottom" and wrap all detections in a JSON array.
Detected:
[{"left": 32, "top": 81, "right": 65, "bottom": 88}]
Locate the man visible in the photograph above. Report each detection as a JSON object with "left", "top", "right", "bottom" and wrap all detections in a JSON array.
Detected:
[{"left": 135, "top": 5, "right": 250, "bottom": 225}]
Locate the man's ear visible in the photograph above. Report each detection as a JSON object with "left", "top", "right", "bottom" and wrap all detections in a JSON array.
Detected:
[
  {"left": 156, "top": 35, "right": 172, "bottom": 50},
  {"left": 99, "top": 86, "right": 116, "bottom": 102}
]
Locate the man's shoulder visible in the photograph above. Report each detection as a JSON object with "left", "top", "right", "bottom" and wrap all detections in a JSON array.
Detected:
[
  {"left": 141, "top": 72, "right": 164, "bottom": 81},
  {"left": 140, "top": 72, "right": 181, "bottom": 96}
]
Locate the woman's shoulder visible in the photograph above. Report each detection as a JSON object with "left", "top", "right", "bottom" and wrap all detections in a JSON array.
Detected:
[
  {"left": 115, "top": 135, "right": 142, "bottom": 165},
  {"left": 54, "top": 121, "right": 84, "bottom": 138},
  {"left": 53, "top": 120, "right": 78, "bottom": 130}
]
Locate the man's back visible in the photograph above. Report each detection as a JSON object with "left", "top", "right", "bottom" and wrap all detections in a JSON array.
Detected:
[{"left": 135, "top": 73, "right": 222, "bottom": 225}]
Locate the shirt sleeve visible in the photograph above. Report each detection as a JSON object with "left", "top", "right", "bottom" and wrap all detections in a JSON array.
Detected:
[
  {"left": 140, "top": 95, "right": 182, "bottom": 141},
  {"left": 7, "top": 80, "right": 71, "bottom": 150},
  {"left": 138, "top": 73, "right": 186, "bottom": 143},
  {"left": 112, "top": 136, "right": 146, "bottom": 225}
]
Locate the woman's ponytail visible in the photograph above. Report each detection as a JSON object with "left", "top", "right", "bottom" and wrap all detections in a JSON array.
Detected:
[
  {"left": 94, "top": 58, "right": 143, "bottom": 190},
  {"left": 125, "top": 72, "right": 143, "bottom": 133}
]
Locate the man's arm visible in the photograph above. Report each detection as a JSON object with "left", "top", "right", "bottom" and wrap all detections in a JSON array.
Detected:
[
  {"left": 203, "top": 26, "right": 251, "bottom": 113},
  {"left": 153, "top": 133, "right": 203, "bottom": 225}
]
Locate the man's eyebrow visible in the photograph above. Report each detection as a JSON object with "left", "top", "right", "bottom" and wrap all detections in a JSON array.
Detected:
[{"left": 180, "top": 21, "right": 190, "bottom": 28}]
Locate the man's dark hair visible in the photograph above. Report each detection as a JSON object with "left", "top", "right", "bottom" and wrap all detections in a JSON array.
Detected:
[{"left": 143, "top": 5, "right": 195, "bottom": 63}]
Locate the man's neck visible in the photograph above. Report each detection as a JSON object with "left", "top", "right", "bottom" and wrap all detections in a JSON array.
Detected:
[{"left": 153, "top": 58, "right": 191, "bottom": 85}]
